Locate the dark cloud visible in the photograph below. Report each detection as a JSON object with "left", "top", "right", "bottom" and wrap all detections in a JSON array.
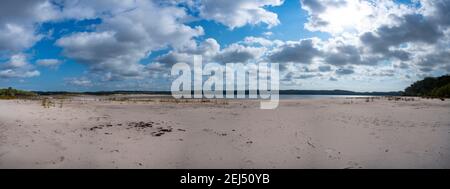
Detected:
[
  {"left": 282, "top": 72, "right": 321, "bottom": 81},
  {"left": 324, "top": 45, "right": 363, "bottom": 66},
  {"left": 0, "top": 0, "right": 51, "bottom": 24},
  {"left": 386, "top": 50, "right": 411, "bottom": 61},
  {"left": 361, "top": 14, "right": 443, "bottom": 54},
  {"left": 443, "top": 65, "right": 450, "bottom": 72},
  {"left": 296, "top": 73, "right": 322, "bottom": 79},
  {"left": 394, "top": 62, "right": 409, "bottom": 69},
  {"left": 335, "top": 68, "right": 354, "bottom": 75},
  {"left": 300, "top": 0, "right": 346, "bottom": 13},
  {"left": 416, "top": 51, "right": 450, "bottom": 72},
  {"left": 318, "top": 65, "right": 331, "bottom": 72},
  {"left": 214, "top": 52, "right": 254, "bottom": 63},
  {"left": 419, "top": 67, "right": 433, "bottom": 72},
  {"left": 301, "top": 0, "right": 326, "bottom": 13},
  {"left": 329, "top": 77, "right": 337, "bottom": 81},
  {"left": 423, "top": 0, "right": 450, "bottom": 27},
  {"left": 213, "top": 45, "right": 260, "bottom": 63},
  {"left": 370, "top": 69, "right": 395, "bottom": 77},
  {"left": 268, "top": 39, "right": 321, "bottom": 64},
  {"left": 154, "top": 52, "right": 192, "bottom": 66}
]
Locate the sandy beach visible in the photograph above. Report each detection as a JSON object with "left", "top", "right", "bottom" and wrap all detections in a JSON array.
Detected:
[{"left": 0, "top": 96, "right": 449, "bottom": 169}]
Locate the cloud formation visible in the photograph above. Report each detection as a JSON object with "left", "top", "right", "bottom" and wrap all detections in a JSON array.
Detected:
[
  {"left": 37, "top": 59, "right": 62, "bottom": 69},
  {"left": 297, "top": 0, "right": 450, "bottom": 78},
  {"left": 267, "top": 39, "right": 321, "bottom": 64},
  {"left": 65, "top": 77, "right": 93, "bottom": 87},
  {"left": 56, "top": 0, "right": 204, "bottom": 80},
  {"left": 0, "top": 0, "right": 57, "bottom": 53},
  {"left": 0, "top": 54, "right": 40, "bottom": 78},
  {"left": 198, "top": 0, "right": 284, "bottom": 29},
  {"left": 1, "top": 0, "right": 449, "bottom": 91}
]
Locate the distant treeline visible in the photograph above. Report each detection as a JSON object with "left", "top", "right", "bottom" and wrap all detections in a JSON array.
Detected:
[
  {"left": 10, "top": 76, "right": 450, "bottom": 99},
  {"left": 0, "top": 87, "right": 37, "bottom": 99},
  {"left": 279, "top": 90, "right": 401, "bottom": 96},
  {"left": 33, "top": 90, "right": 401, "bottom": 96},
  {"left": 404, "top": 75, "right": 450, "bottom": 98},
  {"left": 34, "top": 90, "right": 172, "bottom": 96}
]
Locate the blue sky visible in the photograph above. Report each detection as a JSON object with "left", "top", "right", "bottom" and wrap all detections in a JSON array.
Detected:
[{"left": 0, "top": 0, "right": 449, "bottom": 92}]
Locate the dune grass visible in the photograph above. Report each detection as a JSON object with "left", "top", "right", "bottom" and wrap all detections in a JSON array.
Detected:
[{"left": 0, "top": 87, "right": 37, "bottom": 99}]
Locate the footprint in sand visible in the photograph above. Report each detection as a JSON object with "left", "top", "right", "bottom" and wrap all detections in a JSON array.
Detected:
[{"left": 325, "top": 148, "right": 341, "bottom": 160}]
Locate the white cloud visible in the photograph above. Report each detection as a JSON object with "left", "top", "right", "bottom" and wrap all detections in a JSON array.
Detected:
[
  {"left": 198, "top": 0, "right": 284, "bottom": 29},
  {"left": 0, "top": 24, "right": 42, "bottom": 52},
  {"left": 5, "top": 54, "right": 28, "bottom": 68},
  {"left": 213, "top": 43, "right": 266, "bottom": 63},
  {"left": 0, "top": 0, "right": 59, "bottom": 63},
  {"left": 0, "top": 0, "right": 60, "bottom": 79},
  {"left": 0, "top": 0, "right": 61, "bottom": 52},
  {"left": 263, "top": 31, "right": 274, "bottom": 37},
  {"left": 296, "top": 0, "right": 450, "bottom": 80},
  {"left": 37, "top": 59, "right": 62, "bottom": 69},
  {"left": 56, "top": 0, "right": 204, "bottom": 80},
  {"left": 300, "top": 0, "right": 414, "bottom": 35},
  {"left": 65, "top": 77, "right": 93, "bottom": 87},
  {"left": 0, "top": 70, "right": 40, "bottom": 79},
  {"left": 243, "top": 36, "right": 283, "bottom": 47},
  {"left": 155, "top": 37, "right": 267, "bottom": 66},
  {"left": 0, "top": 54, "right": 40, "bottom": 78}
]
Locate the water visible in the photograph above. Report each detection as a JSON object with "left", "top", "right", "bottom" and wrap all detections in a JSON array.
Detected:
[
  {"left": 122, "top": 94, "right": 377, "bottom": 100},
  {"left": 279, "top": 95, "right": 376, "bottom": 100},
  {"left": 209, "top": 94, "right": 377, "bottom": 100}
]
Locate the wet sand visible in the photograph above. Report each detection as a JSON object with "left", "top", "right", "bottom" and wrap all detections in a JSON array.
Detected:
[{"left": 0, "top": 96, "right": 449, "bottom": 168}]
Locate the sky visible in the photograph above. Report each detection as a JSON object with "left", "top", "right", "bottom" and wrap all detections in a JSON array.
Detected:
[{"left": 0, "top": 0, "right": 449, "bottom": 92}]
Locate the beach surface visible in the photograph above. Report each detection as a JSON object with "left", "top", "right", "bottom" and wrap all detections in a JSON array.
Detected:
[{"left": 0, "top": 96, "right": 449, "bottom": 168}]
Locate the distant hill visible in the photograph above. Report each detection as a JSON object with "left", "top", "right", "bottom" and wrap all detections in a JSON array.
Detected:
[{"left": 404, "top": 75, "right": 450, "bottom": 98}]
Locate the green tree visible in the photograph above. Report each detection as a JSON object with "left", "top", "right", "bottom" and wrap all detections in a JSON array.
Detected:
[
  {"left": 431, "top": 83, "right": 450, "bottom": 98},
  {"left": 404, "top": 75, "right": 450, "bottom": 97}
]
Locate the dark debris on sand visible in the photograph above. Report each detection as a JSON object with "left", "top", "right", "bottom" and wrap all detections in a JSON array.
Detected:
[
  {"left": 87, "top": 121, "right": 179, "bottom": 137},
  {"left": 128, "top": 121, "right": 154, "bottom": 130},
  {"left": 151, "top": 126, "right": 173, "bottom": 137}
]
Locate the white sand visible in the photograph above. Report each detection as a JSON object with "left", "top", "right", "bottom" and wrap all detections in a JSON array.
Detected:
[{"left": 0, "top": 96, "right": 449, "bottom": 168}]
